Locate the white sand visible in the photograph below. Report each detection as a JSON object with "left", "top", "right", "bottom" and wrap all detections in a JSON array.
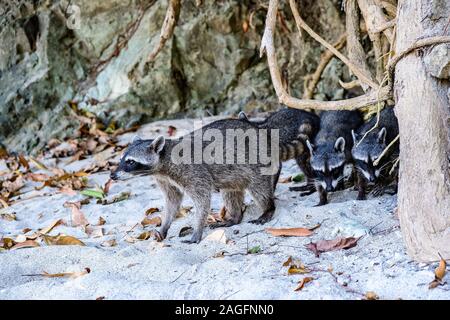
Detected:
[{"left": 0, "top": 118, "right": 448, "bottom": 300}]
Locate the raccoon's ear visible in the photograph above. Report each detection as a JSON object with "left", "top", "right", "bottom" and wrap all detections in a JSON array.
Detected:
[
  {"left": 351, "top": 130, "right": 357, "bottom": 144},
  {"left": 238, "top": 111, "right": 249, "bottom": 122},
  {"left": 334, "top": 137, "right": 346, "bottom": 153},
  {"left": 149, "top": 135, "right": 165, "bottom": 154},
  {"left": 306, "top": 140, "right": 315, "bottom": 154},
  {"left": 132, "top": 135, "right": 142, "bottom": 144},
  {"left": 378, "top": 127, "right": 387, "bottom": 144}
]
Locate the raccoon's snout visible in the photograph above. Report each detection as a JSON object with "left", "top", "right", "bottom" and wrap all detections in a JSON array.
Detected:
[
  {"left": 110, "top": 170, "right": 119, "bottom": 181},
  {"left": 368, "top": 175, "right": 376, "bottom": 183}
]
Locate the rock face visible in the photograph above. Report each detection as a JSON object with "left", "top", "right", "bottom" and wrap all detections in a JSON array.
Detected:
[{"left": 0, "top": 0, "right": 348, "bottom": 153}]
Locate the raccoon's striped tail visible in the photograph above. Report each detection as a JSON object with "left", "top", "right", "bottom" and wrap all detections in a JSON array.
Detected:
[{"left": 279, "top": 133, "right": 309, "bottom": 161}]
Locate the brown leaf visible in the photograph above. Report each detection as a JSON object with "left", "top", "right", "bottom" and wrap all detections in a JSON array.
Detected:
[
  {"left": 97, "top": 216, "right": 106, "bottom": 226},
  {"left": 25, "top": 267, "right": 90, "bottom": 279},
  {"left": 305, "top": 237, "right": 360, "bottom": 257},
  {"left": 0, "top": 212, "right": 16, "bottom": 221},
  {"left": 145, "top": 207, "right": 160, "bottom": 216},
  {"left": 18, "top": 155, "right": 30, "bottom": 170},
  {"left": 101, "top": 239, "right": 117, "bottom": 247},
  {"left": 141, "top": 216, "right": 162, "bottom": 227},
  {"left": 167, "top": 125, "right": 177, "bottom": 136},
  {"left": 294, "top": 277, "right": 314, "bottom": 291},
  {"left": 204, "top": 229, "right": 227, "bottom": 243},
  {"left": 39, "top": 219, "right": 64, "bottom": 235},
  {"left": 282, "top": 256, "right": 293, "bottom": 267},
  {"left": 42, "top": 234, "right": 85, "bottom": 246},
  {"left": 26, "top": 173, "right": 50, "bottom": 182},
  {"left": 103, "top": 179, "right": 113, "bottom": 195},
  {"left": 137, "top": 231, "right": 153, "bottom": 240},
  {"left": 435, "top": 255, "right": 447, "bottom": 281},
  {"left": 10, "top": 240, "right": 40, "bottom": 250},
  {"left": 278, "top": 176, "right": 292, "bottom": 183},
  {"left": 65, "top": 202, "right": 89, "bottom": 227},
  {"left": 85, "top": 226, "right": 104, "bottom": 238},
  {"left": 266, "top": 227, "right": 314, "bottom": 237},
  {"left": 364, "top": 291, "right": 379, "bottom": 300}
]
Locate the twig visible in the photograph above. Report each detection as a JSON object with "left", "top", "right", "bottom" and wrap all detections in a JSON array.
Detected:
[
  {"left": 147, "top": 0, "right": 181, "bottom": 62},
  {"left": 303, "top": 33, "right": 347, "bottom": 99},
  {"left": 373, "top": 134, "right": 399, "bottom": 166},
  {"left": 289, "top": 0, "right": 379, "bottom": 90}
]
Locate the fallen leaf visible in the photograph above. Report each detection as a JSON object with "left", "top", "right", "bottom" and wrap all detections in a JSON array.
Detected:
[
  {"left": 100, "top": 191, "right": 130, "bottom": 205},
  {"left": 292, "top": 173, "right": 305, "bottom": 183},
  {"left": 101, "top": 239, "right": 117, "bottom": 247},
  {"left": 28, "top": 156, "right": 48, "bottom": 170},
  {"left": 179, "top": 226, "right": 193, "bottom": 237},
  {"left": 364, "top": 291, "right": 379, "bottom": 300},
  {"left": 97, "top": 216, "right": 106, "bottom": 226},
  {"left": 278, "top": 176, "right": 292, "bottom": 183},
  {"left": 305, "top": 237, "right": 360, "bottom": 257},
  {"left": 103, "top": 179, "right": 113, "bottom": 194},
  {"left": 137, "top": 231, "right": 153, "bottom": 240},
  {"left": 80, "top": 189, "right": 105, "bottom": 199},
  {"left": 39, "top": 219, "right": 64, "bottom": 235},
  {"left": 85, "top": 226, "right": 104, "bottom": 238},
  {"left": 65, "top": 202, "right": 89, "bottom": 227},
  {"left": 429, "top": 254, "right": 447, "bottom": 289},
  {"left": 248, "top": 245, "right": 261, "bottom": 254},
  {"left": 167, "top": 125, "right": 177, "bottom": 136},
  {"left": 282, "top": 256, "right": 293, "bottom": 267},
  {"left": 18, "top": 155, "right": 29, "bottom": 170},
  {"left": 24, "top": 268, "right": 90, "bottom": 279},
  {"left": 204, "top": 229, "right": 227, "bottom": 244},
  {"left": 145, "top": 207, "right": 161, "bottom": 216},
  {"left": 42, "top": 234, "right": 85, "bottom": 246},
  {"left": 141, "top": 216, "right": 162, "bottom": 227},
  {"left": 1, "top": 237, "right": 15, "bottom": 249},
  {"left": 10, "top": 240, "right": 40, "bottom": 250},
  {"left": 266, "top": 227, "right": 315, "bottom": 237},
  {"left": 0, "top": 211, "right": 16, "bottom": 221},
  {"left": 294, "top": 277, "right": 314, "bottom": 291},
  {"left": 15, "top": 234, "right": 27, "bottom": 243}
]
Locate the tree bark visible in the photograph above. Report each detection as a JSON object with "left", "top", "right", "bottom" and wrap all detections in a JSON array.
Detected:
[{"left": 395, "top": 0, "right": 450, "bottom": 262}]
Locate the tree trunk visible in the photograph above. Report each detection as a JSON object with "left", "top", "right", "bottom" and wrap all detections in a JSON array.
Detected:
[{"left": 395, "top": 0, "right": 450, "bottom": 262}]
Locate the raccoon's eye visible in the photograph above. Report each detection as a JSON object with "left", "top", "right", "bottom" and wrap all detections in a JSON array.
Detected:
[{"left": 126, "top": 159, "right": 136, "bottom": 165}]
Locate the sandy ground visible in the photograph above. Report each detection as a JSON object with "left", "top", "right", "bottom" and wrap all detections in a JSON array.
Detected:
[{"left": 0, "top": 118, "right": 448, "bottom": 300}]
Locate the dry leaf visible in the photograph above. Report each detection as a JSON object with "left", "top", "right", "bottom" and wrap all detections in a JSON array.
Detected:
[
  {"left": 282, "top": 256, "right": 293, "bottom": 267},
  {"left": 141, "top": 216, "right": 162, "bottom": 227},
  {"left": 204, "top": 229, "right": 227, "bottom": 244},
  {"left": 101, "top": 239, "right": 117, "bottom": 247},
  {"left": 266, "top": 227, "right": 315, "bottom": 237},
  {"left": 97, "top": 216, "right": 106, "bottom": 226},
  {"left": 42, "top": 234, "right": 85, "bottom": 246},
  {"left": 137, "top": 231, "right": 153, "bottom": 240},
  {"left": 167, "top": 125, "right": 177, "bottom": 136},
  {"left": 278, "top": 176, "right": 292, "bottom": 183},
  {"left": 0, "top": 212, "right": 16, "bottom": 221},
  {"left": 85, "top": 226, "right": 104, "bottom": 238},
  {"left": 25, "top": 268, "right": 90, "bottom": 279},
  {"left": 10, "top": 240, "right": 40, "bottom": 250},
  {"left": 40, "top": 219, "right": 64, "bottom": 235},
  {"left": 305, "top": 237, "right": 360, "bottom": 257},
  {"left": 145, "top": 207, "right": 160, "bottom": 216},
  {"left": 429, "top": 254, "right": 447, "bottom": 289},
  {"left": 294, "top": 277, "right": 314, "bottom": 291},
  {"left": 103, "top": 179, "right": 113, "bottom": 195},
  {"left": 65, "top": 202, "right": 89, "bottom": 227},
  {"left": 15, "top": 234, "right": 27, "bottom": 243},
  {"left": 364, "top": 291, "right": 379, "bottom": 300}
]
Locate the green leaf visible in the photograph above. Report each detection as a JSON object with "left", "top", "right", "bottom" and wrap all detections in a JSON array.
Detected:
[
  {"left": 248, "top": 245, "right": 261, "bottom": 254},
  {"left": 292, "top": 173, "right": 305, "bottom": 183},
  {"left": 80, "top": 189, "right": 105, "bottom": 199}
]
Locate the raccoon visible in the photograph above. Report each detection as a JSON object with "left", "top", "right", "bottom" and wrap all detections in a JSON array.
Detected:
[
  {"left": 110, "top": 119, "right": 280, "bottom": 244},
  {"left": 351, "top": 107, "right": 399, "bottom": 200},
  {"left": 238, "top": 108, "right": 320, "bottom": 190},
  {"left": 306, "top": 110, "right": 363, "bottom": 206}
]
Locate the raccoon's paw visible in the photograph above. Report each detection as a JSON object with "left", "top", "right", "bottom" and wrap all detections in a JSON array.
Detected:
[
  {"left": 249, "top": 216, "right": 272, "bottom": 225},
  {"left": 181, "top": 232, "right": 202, "bottom": 244},
  {"left": 154, "top": 230, "right": 166, "bottom": 242},
  {"left": 209, "top": 220, "right": 238, "bottom": 229}
]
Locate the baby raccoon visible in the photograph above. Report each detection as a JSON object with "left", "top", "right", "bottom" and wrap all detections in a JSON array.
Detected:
[
  {"left": 351, "top": 107, "right": 399, "bottom": 200},
  {"left": 238, "top": 108, "right": 320, "bottom": 190},
  {"left": 307, "top": 110, "right": 363, "bottom": 206},
  {"left": 110, "top": 119, "right": 280, "bottom": 244}
]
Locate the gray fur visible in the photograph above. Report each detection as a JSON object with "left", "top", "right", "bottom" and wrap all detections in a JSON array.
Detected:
[
  {"left": 111, "top": 119, "right": 280, "bottom": 244},
  {"left": 309, "top": 110, "right": 363, "bottom": 205},
  {"left": 351, "top": 107, "right": 399, "bottom": 200},
  {"left": 239, "top": 108, "right": 320, "bottom": 189}
]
